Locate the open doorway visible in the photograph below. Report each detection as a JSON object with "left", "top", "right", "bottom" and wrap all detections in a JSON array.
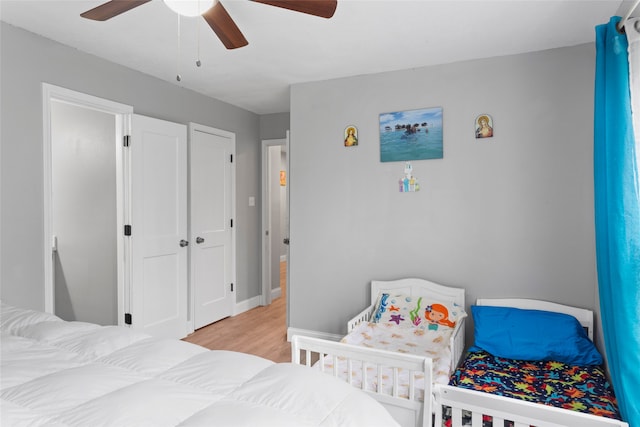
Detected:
[
  {"left": 43, "top": 84, "right": 132, "bottom": 324},
  {"left": 261, "top": 137, "right": 289, "bottom": 315},
  {"left": 51, "top": 100, "right": 118, "bottom": 324}
]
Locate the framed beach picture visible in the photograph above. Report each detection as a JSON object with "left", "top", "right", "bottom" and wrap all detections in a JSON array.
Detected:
[{"left": 379, "top": 106, "right": 443, "bottom": 162}]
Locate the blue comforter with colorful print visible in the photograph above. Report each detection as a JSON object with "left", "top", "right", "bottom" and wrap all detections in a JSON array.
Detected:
[{"left": 449, "top": 350, "right": 622, "bottom": 420}]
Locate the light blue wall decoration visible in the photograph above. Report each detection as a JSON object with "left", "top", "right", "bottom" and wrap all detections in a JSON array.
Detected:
[{"left": 398, "top": 162, "right": 420, "bottom": 192}]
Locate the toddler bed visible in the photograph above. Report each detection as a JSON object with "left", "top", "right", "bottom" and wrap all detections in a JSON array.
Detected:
[
  {"left": 292, "top": 277, "right": 467, "bottom": 427},
  {"left": 0, "top": 301, "right": 400, "bottom": 427},
  {"left": 433, "top": 298, "right": 629, "bottom": 427}
]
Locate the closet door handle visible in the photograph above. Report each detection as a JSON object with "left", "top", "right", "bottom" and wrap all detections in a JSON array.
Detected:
[
  {"left": 179, "top": 239, "right": 189, "bottom": 247},
  {"left": 196, "top": 237, "right": 205, "bottom": 244}
]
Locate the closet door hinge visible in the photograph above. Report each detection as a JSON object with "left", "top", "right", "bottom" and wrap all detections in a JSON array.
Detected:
[
  {"left": 230, "top": 154, "right": 233, "bottom": 163},
  {"left": 124, "top": 313, "right": 132, "bottom": 325},
  {"left": 230, "top": 283, "right": 234, "bottom": 292},
  {"left": 230, "top": 219, "right": 233, "bottom": 228},
  {"left": 124, "top": 225, "right": 132, "bottom": 236},
  {"left": 123, "top": 135, "right": 131, "bottom": 147}
]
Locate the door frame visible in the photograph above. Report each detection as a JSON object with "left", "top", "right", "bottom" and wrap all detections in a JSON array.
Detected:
[
  {"left": 261, "top": 137, "right": 288, "bottom": 306},
  {"left": 42, "top": 83, "right": 132, "bottom": 322},
  {"left": 188, "top": 122, "right": 237, "bottom": 331}
]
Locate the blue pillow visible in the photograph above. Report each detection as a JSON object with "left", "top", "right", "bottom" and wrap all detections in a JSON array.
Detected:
[{"left": 471, "top": 305, "right": 603, "bottom": 365}]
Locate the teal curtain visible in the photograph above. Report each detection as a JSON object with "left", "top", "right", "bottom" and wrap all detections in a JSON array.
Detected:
[{"left": 594, "top": 16, "right": 640, "bottom": 427}]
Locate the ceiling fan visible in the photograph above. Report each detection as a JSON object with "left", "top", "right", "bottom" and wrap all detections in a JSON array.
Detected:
[{"left": 80, "top": 0, "right": 338, "bottom": 49}]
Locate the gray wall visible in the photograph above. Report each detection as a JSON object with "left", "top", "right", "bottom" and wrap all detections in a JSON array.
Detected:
[
  {"left": 260, "top": 113, "right": 290, "bottom": 140},
  {"left": 0, "top": 22, "right": 262, "bottom": 309},
  {"left": 289, "top": 43, "right": 598, "bottom": 344}
]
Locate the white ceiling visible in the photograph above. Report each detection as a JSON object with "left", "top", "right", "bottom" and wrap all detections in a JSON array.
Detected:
[{"left": 0, "top": 0, "right": 635, "bottom": 114}]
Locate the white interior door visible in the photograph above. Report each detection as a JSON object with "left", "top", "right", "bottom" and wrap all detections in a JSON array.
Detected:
[
  {"left": 190, "top": 124, "right": 235, "bottom": 330},
  {"left": 130, "top": 114, "right": 188, "bottom": 339}
]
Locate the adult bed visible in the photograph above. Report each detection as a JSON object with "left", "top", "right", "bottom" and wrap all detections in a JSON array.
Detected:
[{"left": 1, "top": 301, "right": 399, "bottom": 426}]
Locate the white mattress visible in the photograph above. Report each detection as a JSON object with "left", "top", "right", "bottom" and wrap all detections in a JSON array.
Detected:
[{"left": 1, "top": 302, "right": 399, "bottom": 426}]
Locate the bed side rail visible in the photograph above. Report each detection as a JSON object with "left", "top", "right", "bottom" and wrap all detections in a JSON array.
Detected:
[
  {"left": 449, "top": 316, "right": 466, "bottom": 372},
  {"left": 291, "top": 334, "right": 433, "bottom": 427},
  {"left": 347, "top": 304, "right": 374, "bottom": 333},
  {"left": 433, "top": 384, "right": 629, "bottom": 427}
]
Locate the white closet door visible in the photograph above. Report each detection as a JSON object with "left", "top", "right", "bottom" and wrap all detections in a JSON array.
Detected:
[
  {"left": 130, "top": 114, "right": 188, "bottom": 339},
  {"left": 190, "top": 125, "right": 235, "bottom": 329}
]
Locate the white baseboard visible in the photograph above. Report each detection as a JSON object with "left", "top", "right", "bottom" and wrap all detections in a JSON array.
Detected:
[
  {"left": 286, "top": 327, "right": 343, "bottom": 342},
  {"left": 233, "top": 295, "right": 261, "bottom": 316},
  {"left": 234, "top": 288, "right": 284, "bottom": 316}
]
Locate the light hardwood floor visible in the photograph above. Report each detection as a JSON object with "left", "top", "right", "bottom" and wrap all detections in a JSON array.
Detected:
[{"left": 182, "top": 261, "right": 291, "bottom": 363}]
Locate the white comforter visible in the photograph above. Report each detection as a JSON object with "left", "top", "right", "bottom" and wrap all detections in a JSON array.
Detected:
[{"left": 1, "top": 303, "right": 398, "bottom": 427}]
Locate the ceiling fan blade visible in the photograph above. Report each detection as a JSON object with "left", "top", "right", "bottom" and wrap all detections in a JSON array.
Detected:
[
  {"left": 202, "top": 2, "right": 248, "bottom": 50},
  {"left": 251, "top": 0, "right": 337, "bottom": 19},
  {"left": 80, "top": 0, "right": 152, "bottom": 21}
]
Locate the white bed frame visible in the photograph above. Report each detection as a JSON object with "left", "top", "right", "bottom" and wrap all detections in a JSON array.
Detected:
[
  {"left": 292, "top": 335, "right": 433, "bottom": 427},
  {"left": 348, "top": 278, "right": 467, "bottom": 373},
  {"left": 433, "top": 298, "right": 630, "bottom": 427},
  {"left": 291, "top": 277, "right": 466, "bottom": 427}
]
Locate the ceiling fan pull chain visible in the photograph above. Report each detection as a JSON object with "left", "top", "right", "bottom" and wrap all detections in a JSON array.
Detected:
[
  {"left": 196, "top": 17, "right": 202, "bottom": 67},
  {"left": 176, "top": 14, "right": 182, "bottom": 82}
]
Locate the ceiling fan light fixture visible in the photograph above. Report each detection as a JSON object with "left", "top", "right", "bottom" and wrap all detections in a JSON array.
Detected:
[{"left": 164, "top": 0, "right": 215, "bottom": 17}]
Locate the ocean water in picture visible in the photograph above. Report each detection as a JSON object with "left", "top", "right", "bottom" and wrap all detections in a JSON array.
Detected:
[{"left": 379, "top": 107, "right": 443, "bottom": 162}]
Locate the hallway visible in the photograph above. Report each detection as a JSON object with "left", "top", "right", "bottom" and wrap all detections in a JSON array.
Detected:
[{"left": 183, "top": 262, "right": 289, "bottom": 362}]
